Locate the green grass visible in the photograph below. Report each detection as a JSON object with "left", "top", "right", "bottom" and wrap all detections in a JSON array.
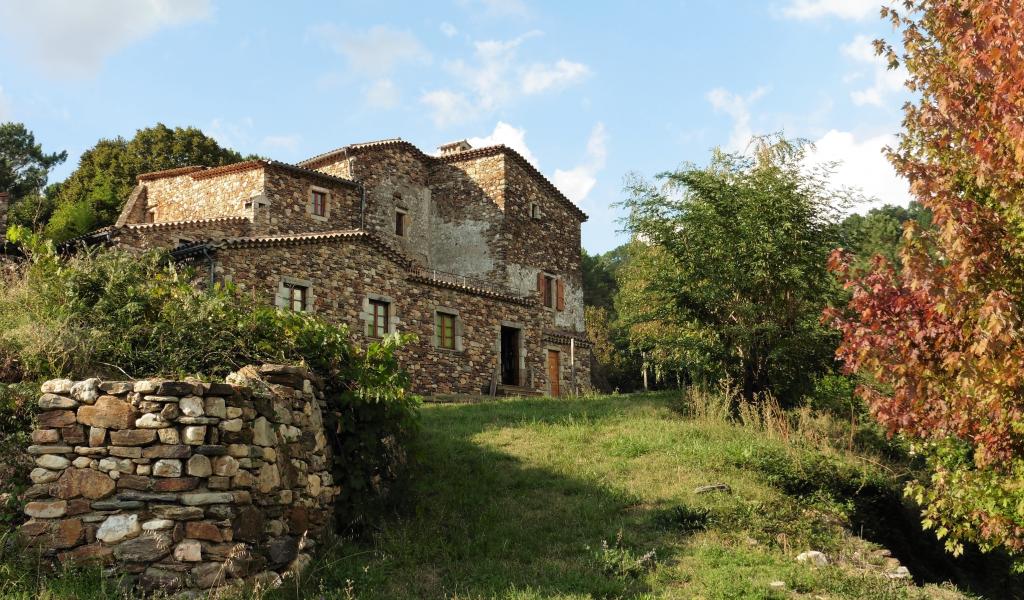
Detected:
[{"left": 4, "top": 391, "right": 1018, "bottom": 599}]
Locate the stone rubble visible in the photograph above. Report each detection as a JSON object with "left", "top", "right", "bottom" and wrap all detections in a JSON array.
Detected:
[{"left": 19, "top": 364, "right": 338, "bottom": 594}]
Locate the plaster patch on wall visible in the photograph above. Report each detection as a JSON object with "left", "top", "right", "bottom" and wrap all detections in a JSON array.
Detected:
[{"left": 428, "top": 217, "right": 496, "bottom": 277}]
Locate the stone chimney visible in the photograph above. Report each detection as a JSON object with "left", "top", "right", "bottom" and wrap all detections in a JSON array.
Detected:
[
  {"left": 438, "top": 140, "right": 472, "bottom": 156},
  {"left": 0, "top": 191, "right": 8, "bottom": 232}
]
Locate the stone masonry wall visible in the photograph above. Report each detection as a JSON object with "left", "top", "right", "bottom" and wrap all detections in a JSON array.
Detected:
[
  {"left": 144, "top": 168, "right": 264, "bottom": 224},
  {"left": 19, "top": 364, "right": 337, "bottom": 593},
  {"left": 211, "top": 238, "right": 550, "bottom": 395}
]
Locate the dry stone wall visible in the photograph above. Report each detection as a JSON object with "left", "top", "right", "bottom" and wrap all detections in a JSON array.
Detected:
[{"left": 19, "top": 364, "right": 337, "bottom": 594}]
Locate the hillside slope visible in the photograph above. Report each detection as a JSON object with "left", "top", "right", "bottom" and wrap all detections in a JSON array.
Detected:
[{"left": 304, "top": 392, "right": 1021, "bottom": 599}]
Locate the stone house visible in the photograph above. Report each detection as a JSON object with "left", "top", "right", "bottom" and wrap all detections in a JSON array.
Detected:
[{"left": 81, "top": 139, "right": 591, "bottom": 397}]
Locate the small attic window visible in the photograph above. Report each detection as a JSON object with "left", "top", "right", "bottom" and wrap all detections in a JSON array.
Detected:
[
  {"left": 395, "top": 209, "right": 407, "bottom": 237},
  {"left": 530, "top": 202, "right": 541, "bottom": 220}
]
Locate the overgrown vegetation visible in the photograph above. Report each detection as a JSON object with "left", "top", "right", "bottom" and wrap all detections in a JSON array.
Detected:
[
  {"left": 7, "top": 391, "right": 1012, "bottom": 598},
  {"left": 0, "top": 229, "right": 419, "bottom": 531}
]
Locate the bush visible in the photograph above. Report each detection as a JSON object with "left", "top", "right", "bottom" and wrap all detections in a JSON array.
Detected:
[{"left": 0, "top": 228, "right": 420, "bottom": 527}]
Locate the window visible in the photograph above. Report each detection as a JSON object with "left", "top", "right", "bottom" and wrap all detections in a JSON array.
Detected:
[
  {"left": 283, "top": 281, "right": 308, "bottom": 312},
  {"left": 145, "top": 207, "right": 157, "bottom": 224},
  {"left": 530, "top": 202, "right": 541, "bottom": 220},
  {"left": 395, "top": 209, "right": 406, "bottom": 237},
  {"left": 368, "top": 299, "right": 389, "bottom": 337},
  {"left": 543, "top": 274, "right": 555, "bottom": 308},
  {"left": 437, "top": 312, "right": 456, "bottom": 350},
  {"left": 311, "top": 190, "right": 327, "bottom": 217}
]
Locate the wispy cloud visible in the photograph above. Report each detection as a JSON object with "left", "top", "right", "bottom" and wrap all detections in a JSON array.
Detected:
[
  {"left": 440, "top": 22, "right": 458, "bottom": 38},
  {"left": 308, "top": 24, "right": 430, "bottom": 76},
  {"left": 553, "top": 122, "right": 608, "bottom": 204},
  {"left": 260, "top": 134, "right": 301, "bottom": 154},
  {"left": 841, "top": 34, "right": 907, "bottom": 107},
  {"left": 706, "top": 86, "right": 769, "bottom": 151},
  {"left": 780, "top": 0, "right": 880, "bottom": 20},
  {"left": 0, "top": 0, "right": 210, "bottom": 78},
  {"left": 457, "top": 0, "right": 531, "bottom": 19},
  {"left": 521, "top": 59, "right": 590, "bottom": 94},
  {"left": 421, "top": 31, "right": 589, "bottom": 127},
  {"left": 364, "top": 78, "right": 400, "bottom": 109}
]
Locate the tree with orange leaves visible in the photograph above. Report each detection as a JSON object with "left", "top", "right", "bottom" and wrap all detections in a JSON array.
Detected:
[{"left": 828, "top": 1, "right": 1024, "bottom": 559}]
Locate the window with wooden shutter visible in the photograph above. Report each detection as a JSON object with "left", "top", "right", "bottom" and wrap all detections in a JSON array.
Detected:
[
  {"left": 556, "top": 278, "right": 565, "bottom": 311},
  {"left": 368, "top": 299, "right": 389, "bottom": 337},
  {"left": 311, "top": 190, "right": 327, "bottom": 217},
  {"left": 436, "top": 312, "right": 456, "bottom": 349}
]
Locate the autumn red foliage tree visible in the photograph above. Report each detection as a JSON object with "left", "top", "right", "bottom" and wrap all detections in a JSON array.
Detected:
[{"left": 828, "top": 1, "right": 1024, "bottom": 559}]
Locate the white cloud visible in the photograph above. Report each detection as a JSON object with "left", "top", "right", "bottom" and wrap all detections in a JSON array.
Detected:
[
  {"left": 468, "top": 121, "right": 538, "bottom": 165},
  {"left": 706, "top": 86, "right": 769, "bottom": 151},
  {"left": 807, "top": 129, "right": 911, "bottom": 211},
  {"left": 781, "top": 0, "right": 880, "bottom": 20},
  {"left": 521, "top": 59, "right": 590, "bottom": 94},
  {"left": 440, "top": 22, "right": 458, "bottom": 38},
  {"left": 458, "top": 0, "right": 531, "bottom": 18},
  {"left": 309, "top": 24, "right": 430, "bottom": 76},
  {"left": 553, "top": 122, "right": 608, "bottom": 205},
  {"left": 841, "top": 34, "right": 907, "bottom": 107},
  {"left": 421, "top": 31, "right": 589, "bottom": 127},
  {"left": 0, "top": 0, "right": 209, "bottom": 77},
  {"left": 260, "top": 134, "right": 301, "bottom": 154},
  {"left": 421, "top": 90, "right": 477, "bottom": 127},
  {"left": 364, "top": 78, "right": 400, "bottom": 109}
]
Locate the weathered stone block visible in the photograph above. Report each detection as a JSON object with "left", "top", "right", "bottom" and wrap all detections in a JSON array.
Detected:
[
  {"left": 152, "top": 476, "right": 199, "bottom": 492},
  {"left": 110, "top": 429, "right": 157, "bottom": 446},
  {"left": 38, "top": 394, "right": 76, "bottom": 410},
  {"left": 96, "top": 514, "right": 140, "bottom": 543},
  {"left": 180, "top": 492, "right": 233, "bottom": 506},
  {"left": 153, "top": 459, "right": 182, "bottom": 477},
  {"left": 113, "top": 532, "right": 171, "bottom": 562},
  {"left": 38, "top": 410, "right": 77, "bottom": 428},
  {"left": 187, "top": 454, "right": 211, "bottom": 477},
  {"left": 77, "top": 396, "right": 135, "bottom": 430},
  {"left": 36, "top": 454, "right": 70, "bottom": 470},
  {"left": 52, "top": 468, "right": 116, "bottom": 500},
  {"left": 183, "top": 426, "right": 206, "bottom": 445},
  {"left": 24, "top": 500, "right": 67, "bottom": 518}
]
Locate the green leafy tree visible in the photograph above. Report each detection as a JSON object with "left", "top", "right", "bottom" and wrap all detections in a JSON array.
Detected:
[
  {"left": 0, "top": 123, "right": 66, "bottom": 228},
  {"left": 45, "top": 123, "right": 245, "bottom": 241},
  {"left": 620, "top": 136, "right": 855, "bottom": 401},
  {"left": 838, "top": 202, "right": 932, "bottom": 266}
]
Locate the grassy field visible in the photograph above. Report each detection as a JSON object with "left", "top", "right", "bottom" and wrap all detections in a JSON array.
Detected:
[
  {"left": 287, "top": 391, "right": 1018, "bottom": 600},
  {"left": 4, "top": 391, "right": 1021, "bottom": 599}
]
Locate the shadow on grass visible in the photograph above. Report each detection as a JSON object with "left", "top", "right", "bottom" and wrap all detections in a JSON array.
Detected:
[{"left": 310, "top": 396, "right": 670, "bottom": 599}]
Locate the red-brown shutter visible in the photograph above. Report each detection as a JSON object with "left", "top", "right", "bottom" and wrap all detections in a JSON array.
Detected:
[
  {"left": 537, "top": 272, "right": 545, "bottom": 301},
  {"left": 556, "top": 278, "right": 565, "bottom": 311}
]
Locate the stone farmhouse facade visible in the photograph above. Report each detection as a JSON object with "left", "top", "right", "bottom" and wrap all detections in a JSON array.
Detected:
[{"left": 72, "top": 139, "right": 592, "bottom": 397}]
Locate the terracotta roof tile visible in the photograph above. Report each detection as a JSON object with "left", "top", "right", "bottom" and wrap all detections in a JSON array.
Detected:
[
  {"left": 135, "top": 160, "right": 360, "bottom": 189},
  {"left": 124, "top": 216, "right": 251, "bottom": 232},
  {"left": 297, "top": 139, "right": 588, "bottom": 222}
]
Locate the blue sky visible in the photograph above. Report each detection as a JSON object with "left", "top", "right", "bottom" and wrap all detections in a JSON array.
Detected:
[{"left": 0, "top": 0, "right": 910, "bottom": 253}]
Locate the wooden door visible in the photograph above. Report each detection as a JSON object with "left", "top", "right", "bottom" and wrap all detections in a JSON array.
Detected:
[{"left": 547, "top": 350, "right": 560, "bottom": 397}]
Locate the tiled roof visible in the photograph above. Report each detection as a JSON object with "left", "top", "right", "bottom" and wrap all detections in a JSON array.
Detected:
[
  {"left": 124, "top": 217, "right": 251, "bottom": 232},
  {"left": 407, "top": 271, "right": 536, "bottom": 306},
  {"left": 543, "top": 329, "right": 594, "bottom": 348},
  {"left": 136, "top": 160, "right": 360, "bottom": 188},
  {"left": 216, "top": 230, "right": 414, "bottom": 269},
  {"left": 297, "top": 138, "right": 588, "bottom": 222},
  {"left": 136, "top": 166, "right": 206, "bottom": 181}
]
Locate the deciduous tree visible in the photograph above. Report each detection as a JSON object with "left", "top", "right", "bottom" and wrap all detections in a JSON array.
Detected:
[
  {"left": 828, "top": 0, "right": 1024, "bottom": 558},
  {"left": 622, "top": 136, "right": 852, "bottom": 401}
]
